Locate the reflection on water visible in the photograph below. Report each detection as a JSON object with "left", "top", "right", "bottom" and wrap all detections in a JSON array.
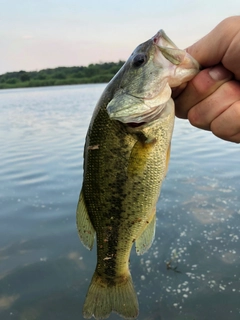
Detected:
[{"left": 1, "top": 85, "right": 239, "bottom": 320}]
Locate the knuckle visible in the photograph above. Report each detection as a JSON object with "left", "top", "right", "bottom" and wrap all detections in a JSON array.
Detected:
[
  {"left": 211, "top": 101, "right": 240, "bottom": 141},
  {"left": 222, "top": 81, "right": 240, "bottom": 99},
  {"left": 188, "top": 107, "right": 206, "bottom": 129}
]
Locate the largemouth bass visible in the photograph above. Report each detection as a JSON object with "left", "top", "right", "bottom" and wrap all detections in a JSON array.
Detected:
[{"left": 76, "top": 30, "right": 199, "bottom": 319}]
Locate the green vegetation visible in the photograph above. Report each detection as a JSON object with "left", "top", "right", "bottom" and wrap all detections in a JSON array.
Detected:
[{"left": 0, "top": 61, "right": 125, "bottom": 89}]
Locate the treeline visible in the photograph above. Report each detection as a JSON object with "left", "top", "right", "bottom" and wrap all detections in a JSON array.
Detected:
[{"left": 0, "top": 61, "right": 125, "bottom": 89}]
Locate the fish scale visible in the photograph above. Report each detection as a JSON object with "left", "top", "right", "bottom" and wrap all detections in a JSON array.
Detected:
[{"left": 76, "top": 29, "right": 199, "bottom": 319}]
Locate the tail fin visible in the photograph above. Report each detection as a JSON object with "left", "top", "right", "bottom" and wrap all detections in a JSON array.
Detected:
[{"left": 83, "top": 271, "right": 139, "bottom": 319}]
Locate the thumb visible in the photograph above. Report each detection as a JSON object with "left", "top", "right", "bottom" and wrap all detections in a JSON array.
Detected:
[{"left": 174, "top": 64, "right": 233, "bottom": 119}]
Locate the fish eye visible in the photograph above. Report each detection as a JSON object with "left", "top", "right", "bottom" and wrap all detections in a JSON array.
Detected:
[{"left": 132, "top": 54, "right": 147, "bottom": 68}]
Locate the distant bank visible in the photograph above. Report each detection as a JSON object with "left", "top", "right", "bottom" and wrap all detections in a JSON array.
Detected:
[{"left": 0, "top": 61, "right": 125, "bottom": 89}]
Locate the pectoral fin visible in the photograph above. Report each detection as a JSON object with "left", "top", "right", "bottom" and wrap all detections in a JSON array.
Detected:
[
  {"left": 128, "top": 137, "right": 156, "bottom": 176},
  {"left": 164, "top": 142, "right": 171, "bottom": 177},
  {"left": 135, "top": 210, "right": 156, "bottom": 255},
  {"left": 76, "top": 190, "right": 95, "bottom": 250}
]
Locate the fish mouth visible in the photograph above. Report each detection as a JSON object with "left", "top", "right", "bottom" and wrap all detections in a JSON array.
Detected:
[{"left": 152, "top": 29, "right": 178, "bottom": 50}]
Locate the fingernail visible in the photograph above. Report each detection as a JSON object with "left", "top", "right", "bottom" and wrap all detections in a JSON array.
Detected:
[{"left": 209, "top": 65, "right": 233, "bottom": 81}]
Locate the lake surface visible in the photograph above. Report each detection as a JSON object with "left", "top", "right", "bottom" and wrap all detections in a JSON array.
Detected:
[{"left": 1, "top": 84, "right": 239, "bottom": 320}]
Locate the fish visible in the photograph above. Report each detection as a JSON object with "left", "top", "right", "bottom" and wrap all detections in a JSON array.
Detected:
[{"left": 76, "top": 30, "right": 199, "bottom": 320}]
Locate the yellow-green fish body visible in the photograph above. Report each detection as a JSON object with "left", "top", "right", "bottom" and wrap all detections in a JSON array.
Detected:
[{"left": 77, "top": 30, "right": 199, "bottom": 319}]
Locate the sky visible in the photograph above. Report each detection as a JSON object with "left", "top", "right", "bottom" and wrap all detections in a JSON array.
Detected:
[{"left": 0, "top": 0, "right": 240, "bottom": 75}]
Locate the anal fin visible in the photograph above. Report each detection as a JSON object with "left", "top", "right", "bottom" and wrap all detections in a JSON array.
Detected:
[{"left": 76, "top": 190, "right": 95, "bottom": 250}]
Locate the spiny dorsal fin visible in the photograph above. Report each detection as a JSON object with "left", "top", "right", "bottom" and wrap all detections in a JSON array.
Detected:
[{"left": 76, "top": 190, "right": 95, "bottom": 250}]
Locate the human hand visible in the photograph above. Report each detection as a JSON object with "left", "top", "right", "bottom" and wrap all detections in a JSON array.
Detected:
[{"left": 173, "top": 16, "right": 240, "bottom": 143}]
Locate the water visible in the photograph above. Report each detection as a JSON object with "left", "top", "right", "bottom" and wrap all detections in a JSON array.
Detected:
[{"left": 1, "top": 84, "right": 239, "bottom": 320}]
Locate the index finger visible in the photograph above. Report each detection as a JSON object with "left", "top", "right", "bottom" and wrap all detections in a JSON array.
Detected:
[{"left": 187, "top": 16, "right": 240, "bottom": 80}]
